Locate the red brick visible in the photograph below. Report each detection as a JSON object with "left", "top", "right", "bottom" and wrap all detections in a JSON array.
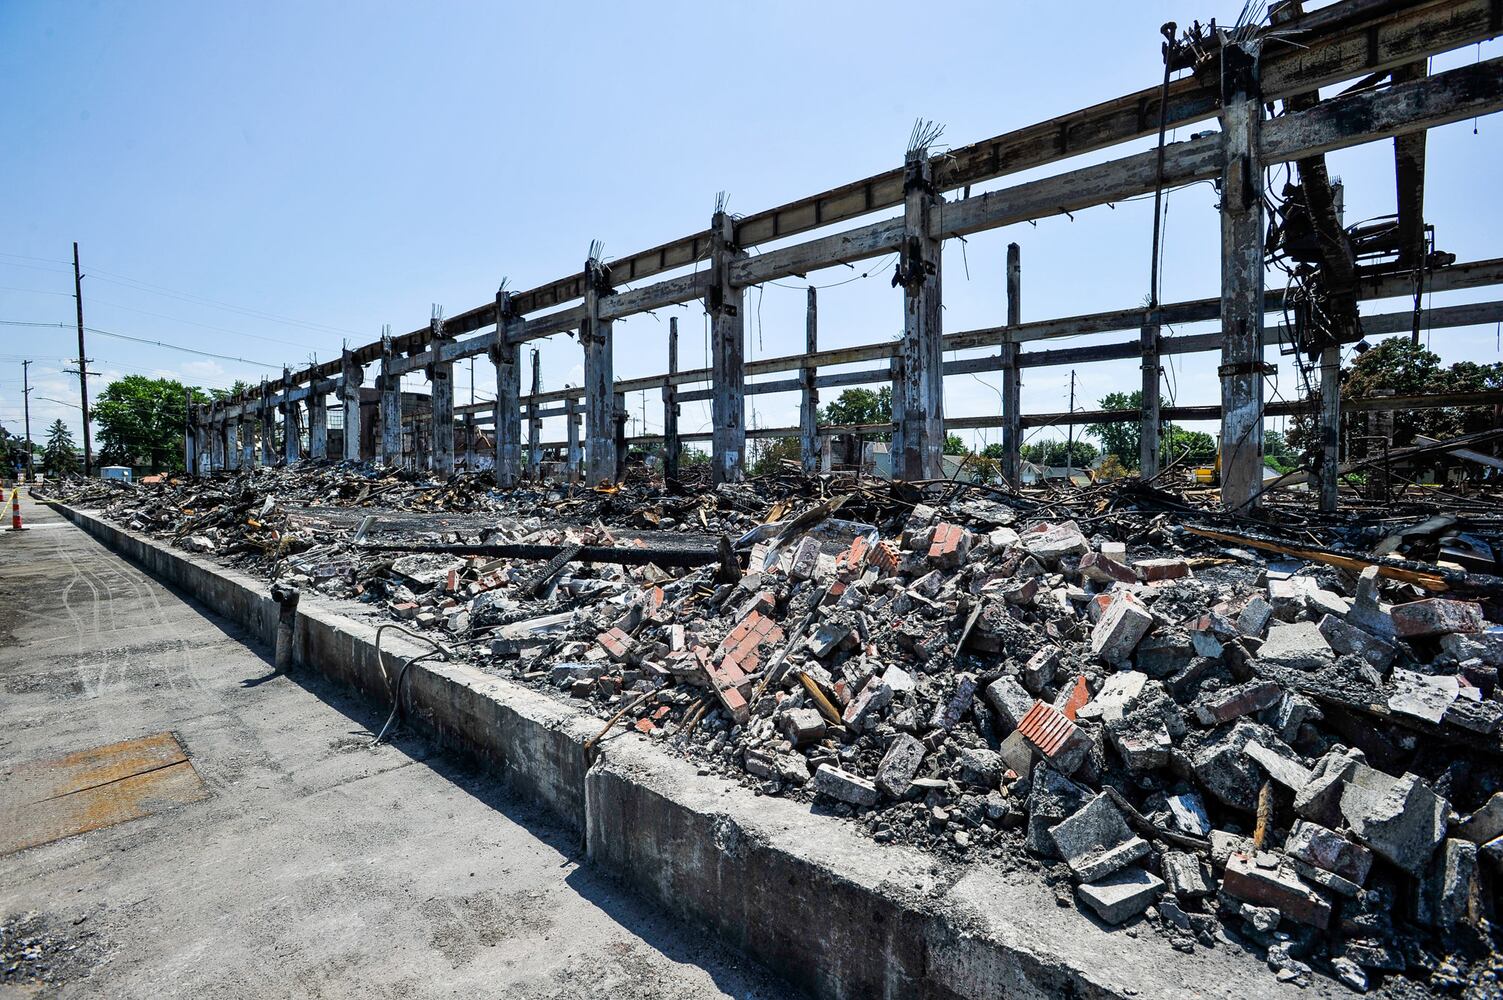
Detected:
[
  {"left": 597, "top": 627, "right": 635, "bottom": 662},
  {"left": 445, "top": 568, "right": 459, "bottom": 592},
  {"left": 1135, "top": 557, "right": 1190, "bottom": 582},
  {"left": 872, "top": 540, "right": 899, "bottom": 575},
  {"left": 927, "top": 522, "right": 971, "bottom": 567},
  {"left": 635, "top": 718, "right": 656, "bottom": 734}
]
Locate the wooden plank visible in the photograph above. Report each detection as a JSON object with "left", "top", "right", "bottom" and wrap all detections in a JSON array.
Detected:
[
  {"left": 709, "top": 212, "right": 746, "bottom": 483},
  {"left": 896, "top": 150, "right": 944, "bottom": 481},
  {"left": 1002, "top": 243, "right": 1022, "bottom": 486},
  {"left": 800, "top": 287, "right": 819, "bottom": 474}
]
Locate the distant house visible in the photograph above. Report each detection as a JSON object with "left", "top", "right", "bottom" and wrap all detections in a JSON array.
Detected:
[{"left": 1020, "top": 462, "right": 1092, "bottom": 487}]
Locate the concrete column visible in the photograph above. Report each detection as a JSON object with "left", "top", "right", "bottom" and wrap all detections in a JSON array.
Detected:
[
  {"left": 340, "top": 350, "right": 364, "bottom": 462},
  {"left": 614, "top": 391, "right": 628, "bottom": 483},
  {"left": 1217, "top": 39, "right": 1266, "bottom": 513},
  {"left": 582, "top": 257, "right": 616, "bottom": 485},
  {"left": 1001, "top": 243, "right": 1022, "bottom": 487},
  {"left": 896, "top": 148, "right": 944, "bottom": 481},
  {"left": 195, "top": 422, "right": 210, "bottom": 476},
  {"left": 240, "top": 418, "right": 257, "bottom": 469},
  {"left": 259, "top": 398, "right": 276, "bottom": 466},
  {"left": 566, "top": 395, "right": 581, "bottom": 484},
  {"left": 428, "top": 316, "right": 455, "bottom": 479},
  {"left": 491, "top": 291, "right": 522, "bottom": 486},
  {"left": 1319, "top": 345, "right": 1341, "bottom": 511},
  {"left": 800, "top": 287, "right": 820, "bottom": 474},
  {"left": 527, "top": 349, "right": 542, "bottom": 481},
  {"left": 209, "top": 412, "right": 224, "bottom": 472},
  {"left": 184, "top": 394, "right": 196, "bottom": 476},
  {"left": 225, "top": 420, "right": 240, "bottom": 472},
  {"left": 662, "top": 316, "right": 680, "bottom": 484},
  {"left": 1140, "top": 324, "right": 1161, "bottom": 479},
  {"left": 281, "top": 396, "right": 300, "bottom": 466},
  {"left": 707, "top": 210, "right": 745, "bottom": 484},
  {"left": 308, "top": 389, "right": 328, "bottom": 461},
  {"left": 379, "top": 341, "right": 403, "bottom": 467}
]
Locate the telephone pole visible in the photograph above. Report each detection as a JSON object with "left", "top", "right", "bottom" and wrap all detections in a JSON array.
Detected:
[
  {"left": 73, "top": 242, "right": 93, "bottom": 476},
  {"left": 1066, "top": 369, "right": 1077, "bottom": 480},
  {"left": 21, "top": 360, "right": 34, "bottom": 481}
]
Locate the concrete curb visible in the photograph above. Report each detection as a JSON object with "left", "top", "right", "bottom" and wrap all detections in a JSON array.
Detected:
[{"left": 50, "top": 501, "right": 1287, "bottom": 1000}]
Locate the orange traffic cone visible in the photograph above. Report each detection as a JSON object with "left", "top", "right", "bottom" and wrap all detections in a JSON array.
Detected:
[{"left": 8, "top": 487, "right": 24, "bottom": 531}]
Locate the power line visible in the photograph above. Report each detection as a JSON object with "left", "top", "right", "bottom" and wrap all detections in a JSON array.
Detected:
[{"left": 0, "top": 319, "right": 281, "bottom": 369}]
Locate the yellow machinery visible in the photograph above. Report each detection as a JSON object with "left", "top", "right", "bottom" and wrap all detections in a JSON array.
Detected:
[{"left": 1190, "top": 437, "right": 1221, "bottom": 486}]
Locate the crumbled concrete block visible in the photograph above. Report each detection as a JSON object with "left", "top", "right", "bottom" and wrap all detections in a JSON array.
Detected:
[
  {"left": 1193, "top": 680, "right": 1282, "bottom": 726},
  {"left": 1079, "top": 551, "right": 1136, "bottom": 585},
  {"left": 1441, "top": 631, "right": 1503, "bottom": 666},
  {"left": 780, "top": 708, "right": 826, "bottom": 748},
  {"left": 1243, "top": 739, "right": 1312, "bottom": 792},
  {"left": 813, "top": 763, "right": 878, "bottom": 807},
  {"left": 1192, "top": 726, "right": 1262, "bottom": 811},
  {"left": 1099, "top": 540, "right": 1128, "bottom": 562},
  {"left": 1162, "top": 850, "right": 1212, "bottom": 898},
  {"left": 881, "top": 665, "right": 915, "bottom": 696},
  {"left": 1167, "top": 790, "right": 1211, "bottom": 837},
  {"left": 929, "top": 674, "right": 978, "bottom": 731},
  {"left": 1106, "top": 711, "right": 1172, "bottom": 771},
  {"left": 1456, "top": 791, "right": 1503, "bottom": 845},
  {"left": 1091, "top": 594, "right": 1153, "bottom": 663},
  {"left": 1340, "top": 772, "right": 1449, "bottom": 877},
  {"left": 1076, "top": 670, "right": 1148, "bottom": 723},
  {"left": 1292, "top": 859, "right": 1361, "bottom": 898},
  {"left": 550, "top": 662, "right": 604, "bottom": 686},
  {"left": 788, "top": 536, "right": 821, "bottom": 581},
  {"left": 1049, "top": 794, "right": 1148, "bottom": 882},
  {"left": 958, "top": 747, "right": 1004, "bottom": 789},
  {"left": 1135, "top": 557, "right": 1190, "bottom": 582},
  {"left": 841, "top": 676, "right": 892, "bottom": 730},
  {"left": 1023, "top": 645, "right": 1061, "bottom": 693},
  {"left": 1386, "top": 668, "right": 1459, "bottom": 724},
  {"left": 984, "top": 675, "right": 1034, "bottom": 732},
  {"left": 1304, "top": 587, "right": 1351, "bottom": 619},
  {"left": 1236, "top": 596, "right": 1273, "bottom": 637},
  {"left": 1286, "top": 819, "right": 1373, "bottom": 884},
  {"left": 1391, "top": 598, "right": 1484, "bottom": 639},
  {"left": 806, "top": 620, "right": 853, "bottom": 658},
  {"left": 1210, "top": 829, "right": 1256, "bottom": 867},
  {"left": 1135, "top": 631, "right": 1192, "bottom": 679},
  {"left": 1222, "top": 853, "right": 1331, "bottom": 929},
  {"left": 988, "top": 526, "right": 1021, "bottom": 552},
  {"left": 1076, "top": 867, "right": 1163, "bottom": 925},
  {"left": 1258, "top": 621, "right": 1334, "bottom": 670},
  {"left": 1420, "top": 839, "right": 1482, "bottom": 932},
  {"left": 1025, "top": 764, "right": 1091, "bottom": 857},
  {"left": 1444, "top": 696, "right": 1503, "bottom": 734},
  {"left": 1021, "top": 520, "right": 1090, "bottom": 564},
  {"left": 1347, "top": 566, "right": 1396, "bottom": 640},
  {"left": 875, "top": 733, "right": 926, "bottom": 798},
  {"left": 1317, "top": 614, "right": 1397, "bottom": 671}
]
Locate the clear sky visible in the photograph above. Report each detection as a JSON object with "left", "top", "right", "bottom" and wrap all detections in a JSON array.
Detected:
[{"left": 2, "top": 1, "right": 1500, "bottom": 458}]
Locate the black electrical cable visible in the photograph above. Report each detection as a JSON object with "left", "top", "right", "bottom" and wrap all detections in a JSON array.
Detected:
[{"left": 371, "top": 623, "right": 450, "bottom": 747}]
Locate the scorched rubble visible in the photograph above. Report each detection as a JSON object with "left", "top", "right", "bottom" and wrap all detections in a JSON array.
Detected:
[{"left": 39, "top": 467, "right": 1503, "bottom": 995}]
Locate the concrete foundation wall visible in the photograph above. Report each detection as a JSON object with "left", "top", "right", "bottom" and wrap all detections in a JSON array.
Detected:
[{"left": 49, "top": 500, "right": 1280, "bottom": 1000}]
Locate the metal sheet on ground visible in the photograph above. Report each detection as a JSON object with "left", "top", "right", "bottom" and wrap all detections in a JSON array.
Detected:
[{"left": 0, "top": 732, "right": 208, "bottom": 855}]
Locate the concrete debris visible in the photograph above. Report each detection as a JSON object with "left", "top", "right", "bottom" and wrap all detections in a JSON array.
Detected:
[{"left": 46, "top": 467, "right": 1503, "bottom": 995}]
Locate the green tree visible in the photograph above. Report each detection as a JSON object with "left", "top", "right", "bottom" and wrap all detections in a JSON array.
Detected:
[
  {"left": 749, "top": 437, "right": 800, "bottom": 475},
  {"left": 1085, "top": 390, "right": 1142, "bottom": 470},
  {"left": 1264, "top": 430, "right": 1296, "bottom": 473},
  {"left": 1165, "top": 426, "right": 1217, "bottom": 462},
  {"left": 93, "top": 376, "right": 210, "bottom": 472},
  {"left": 943, "top": 433, "right": 968, "bottom": 455},
  {"left": 42, "top": 419, "right": 77, "bottom": 478},
  {"left": 1021, "top": 438, "right": 1097, "bottom": 468},
  {"left": 819, "top": 387, "right": 892, "bottom": 441}
]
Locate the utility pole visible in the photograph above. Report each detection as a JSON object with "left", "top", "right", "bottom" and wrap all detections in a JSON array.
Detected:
[
  {"left": 72, "top": 242, "right": 93, "bottom": 476},
  {"left": 1066, "top": 369, "right": 1077, "bottom": 480},
  {"left": 21, "top": 360, "right": 34, "bottom": 481}
]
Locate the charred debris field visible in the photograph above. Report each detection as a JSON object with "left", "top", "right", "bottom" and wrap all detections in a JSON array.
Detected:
[{"left": 41, "top": 466, "right": 1503, "bottom": 996}]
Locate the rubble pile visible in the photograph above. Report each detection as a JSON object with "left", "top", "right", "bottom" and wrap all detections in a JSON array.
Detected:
[{"left": 39, "top": 468, "right": 1503, "bottom": 994}]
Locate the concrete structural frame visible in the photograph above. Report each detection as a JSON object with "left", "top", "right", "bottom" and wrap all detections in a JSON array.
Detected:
[{"left": 187, "top": 2, "right": 1503, "bottom": 509}]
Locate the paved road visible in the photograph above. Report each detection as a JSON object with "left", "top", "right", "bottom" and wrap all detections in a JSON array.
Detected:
[{"left": 0, "top": 494, "right": 792, "bottom": 999}]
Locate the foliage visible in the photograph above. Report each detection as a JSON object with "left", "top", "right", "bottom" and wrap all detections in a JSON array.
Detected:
[
  {"left": 207, "top": 380, "right": 252, "bottom": 403},
  {"left": 1165, "top": 425, "right": 1217, "bottom": 463},
  {"left": 680, "top": 446, "right": 710, "bottom": 467},
  {"left": 1097, "top": 455, "right": 1130, "bottom": 480},
  {"left": 42, "top": 419, "right": 77, "bottom": 478},
  {"left": 1085, "top": 391, "right": 1142, "bottom": 469},
  {"left": 943, "top": 433, "right": 968, "bottom": 455},
  {"left": 93, "top": 376, "right": 210, "bottom": 472},
  {"left": 749, "top": 437, "right": 801, "bottom": 476},
  {"left": 1286, "top": 338, "right": 1503, "bottom": 475},
  {"left": 1264, "top": 430, "right": 1296, "bottom": 473},
  {"left": 1021, "top": 438, "right": 1097, "bottom": 468},
  {"left": 2, "top": 426, "right": 36, "bottom": 475},
  {"left": 819, "top": 387, "right": 891, "bottom": 441}
]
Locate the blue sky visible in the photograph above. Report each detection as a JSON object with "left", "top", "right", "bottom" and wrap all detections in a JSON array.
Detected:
[{"left": 2, "top": 1, "right": 1500, "bottom": 457}]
